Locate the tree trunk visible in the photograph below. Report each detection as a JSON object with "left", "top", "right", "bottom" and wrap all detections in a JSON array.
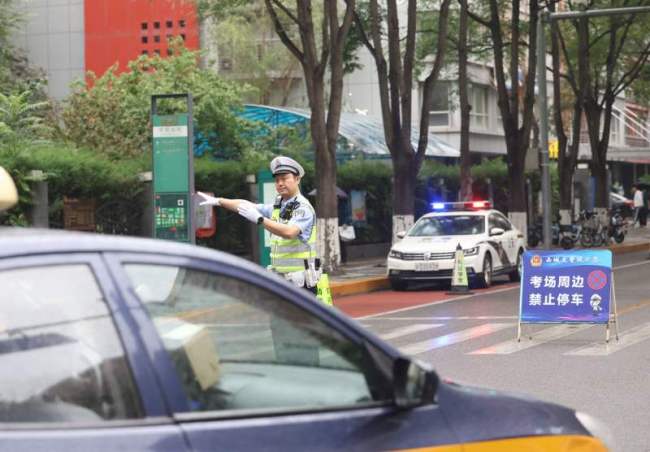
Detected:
[
  {"left": 458, "top": 0, "right": 472, "bottom": 202},
  {"left": 391, "top": 142, "right": 416, "bottom": 240}
]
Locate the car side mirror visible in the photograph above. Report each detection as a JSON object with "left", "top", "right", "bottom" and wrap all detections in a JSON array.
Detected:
[
  {"left": 396, "top": 231, "right": 406, "bottom": 240},
  {"left": 0, "top": 167, "right": 18, "bottom": 212},
  {"left": 490, "top": 227, "right": 505, "bottom": 236},
  {"left": 392, "top": 357, "right": 438, "bottom": 409}
]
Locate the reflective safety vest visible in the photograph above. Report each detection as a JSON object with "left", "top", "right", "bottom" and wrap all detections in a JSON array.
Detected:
[{"left": 270, "top": 197, "right": 317, "bottom": 274}]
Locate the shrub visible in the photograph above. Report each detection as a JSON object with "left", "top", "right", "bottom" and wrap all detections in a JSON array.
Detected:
[{"left": 62, "top": 40, "right": 251, "bottom": 160}]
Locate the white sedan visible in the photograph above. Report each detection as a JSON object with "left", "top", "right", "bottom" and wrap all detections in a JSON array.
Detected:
[{"left": 387, "top": 204, "right": 525, "bottom": 290}]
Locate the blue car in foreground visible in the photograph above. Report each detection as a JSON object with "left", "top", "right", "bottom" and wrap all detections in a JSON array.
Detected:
[{"left": 0, "top": 169, "right": 610, "bottom": 451}]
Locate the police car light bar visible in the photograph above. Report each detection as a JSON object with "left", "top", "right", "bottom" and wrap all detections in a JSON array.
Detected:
[{"left": 430, "top": 201, "right": 492, "bottom": 211}]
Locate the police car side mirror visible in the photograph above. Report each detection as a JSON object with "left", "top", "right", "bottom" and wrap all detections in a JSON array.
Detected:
[
  {"left": 0, "top": 167, "right": 18, "bottom": 212},
  {"left": 392, "top": 357, "right": 438, "bottom": 409},
  {"left": 490, "top": 227, "right": 505, "bottom": 236},
  {"left": 396, "top": 231, "right": 406, "bottom": 240}
]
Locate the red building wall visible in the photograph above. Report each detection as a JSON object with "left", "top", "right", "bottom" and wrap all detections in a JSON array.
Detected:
[{"left": 84, "top": 0, "right": 200, "bottom": 77}]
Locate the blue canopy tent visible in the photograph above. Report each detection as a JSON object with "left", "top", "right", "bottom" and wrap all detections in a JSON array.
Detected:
[{"left": 237, "top": 104, "right": 459, "bottom": 160}]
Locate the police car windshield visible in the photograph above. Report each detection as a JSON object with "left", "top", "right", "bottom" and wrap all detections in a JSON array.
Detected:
[{"left": 409, "top": 215, "right": 485, "bottom": 237}]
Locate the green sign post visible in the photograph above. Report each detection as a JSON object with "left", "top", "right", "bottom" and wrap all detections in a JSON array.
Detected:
[
  {"left": 257, "top": 170, "right": 276, "bottom": 267},
  {"left": 151, "top": 94, "right": 194, "bottom": 243}
]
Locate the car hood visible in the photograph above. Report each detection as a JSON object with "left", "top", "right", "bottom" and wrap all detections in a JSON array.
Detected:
[
  {"left": 392, "top": 235, "right": 482, "bottom": 253},
  {"left": 436, "top": 379, "right": 591, "bottom": 443}
]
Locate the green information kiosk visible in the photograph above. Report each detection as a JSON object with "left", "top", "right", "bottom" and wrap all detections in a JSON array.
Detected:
[{"left": 151, "top": 94, "right": 195, "bottom": 244}]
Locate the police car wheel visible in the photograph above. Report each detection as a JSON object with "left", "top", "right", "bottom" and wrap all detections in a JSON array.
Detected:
[
  {"left": 477, "top": 255, "right": 492, "bottom": 288},
  {"left": 509, "top": 249, "right": 523, "bottom": 282},
  {"left": 390, "top": 279, "right": 408, "bottom": 291}
]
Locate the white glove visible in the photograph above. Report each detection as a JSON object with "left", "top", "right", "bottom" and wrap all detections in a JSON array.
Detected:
[
  {"left": 197, "top": 191, "right": 220, "bottom": 206},
  {"left": 238, "top": 202, "right": 263, "bottom": 224}
]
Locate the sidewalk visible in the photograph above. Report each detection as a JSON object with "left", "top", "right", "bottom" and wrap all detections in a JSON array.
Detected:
[{"left": 330, "top": 228, "right": 650, "bottom": 298}]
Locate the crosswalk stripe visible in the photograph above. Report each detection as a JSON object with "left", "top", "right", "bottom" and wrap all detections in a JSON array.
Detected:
[
  {"left": 564, "top": 322, "right": 650, "bottom": 356},
  {"left": 378, "top": 324, "right": 444, "bottom": 340},
  {"left": 398, "top": 323, "right": 513, "bottom": 355},
  {"left": 469, "top": 324, "right": 593, "bottom": 355}
]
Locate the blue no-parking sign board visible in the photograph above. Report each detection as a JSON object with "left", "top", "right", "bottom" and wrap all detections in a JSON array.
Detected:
[{"left": 520, "top": 250, "right": 612, "bottom": 324}]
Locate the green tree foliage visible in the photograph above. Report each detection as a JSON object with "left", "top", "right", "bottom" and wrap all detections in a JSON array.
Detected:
[
  {"left": 0, "top": 91, "right": 51, "bottom": 153},
  {"left": 202, "top": 0, "right": 300, "bottom": 105},
  {"left": 0, "top": 0, "right": 46, "bottom": 94},
  {"left": 62, "top": 40, "right": 251, "bottom": 159}
]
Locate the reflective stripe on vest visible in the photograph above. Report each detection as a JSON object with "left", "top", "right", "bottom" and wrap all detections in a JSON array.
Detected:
[{"left": 270, "top": 204, "right": 317, "bottom": 273}]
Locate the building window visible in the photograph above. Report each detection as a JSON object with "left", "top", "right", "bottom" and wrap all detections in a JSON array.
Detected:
[
  {"left": 470, "top": 84, "right": 488, "bottom": 129},
  {"left": 154, "top": 49, "right": 161, "bottom": 56},
  {"left": 142, "top": 50, "right": 149, "bottom": 55},
  {"left": 166, "top": 20, "right": 173, "bottom": 28},
  {"left": 179, "top": 19, "right": 186, "bottom": 28},
  {"left": 141, "top": 22, "right": 148, "bottom": 30},
  {"left": 141, "top": 36, "right": 148, "bottom": 44},
  {"left": 154, "top": 35, "right": 160, "bottom": 43},
  {"left": 610, "top": 110, "right": 620, "bottom": 144},
  {"left": 427, "top": 82, "right": 449, "bottom": 127},
  {"left": 180, "top": 33, "right": 186, "bottom": 41},
  {"left": 154, "top": 21, "right": 160, "bottom": 29}
]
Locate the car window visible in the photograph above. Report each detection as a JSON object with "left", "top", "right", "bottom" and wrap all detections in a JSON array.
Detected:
[
  {"left": 494, "top": 213, "right": 512, "bottom": 231},
  {"left": 124, "top": 264, "right": 392, "bottom": 414},
  {"left": 0, "top": 264, "right": 142, "bottom": 423},
  {"left": 409, "top": 215, "right": 485, "bottom": 236}
]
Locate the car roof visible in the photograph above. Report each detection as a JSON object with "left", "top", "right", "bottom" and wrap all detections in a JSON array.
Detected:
[{"left": 0, "top": 227, "right": 250, "bottom": 269}]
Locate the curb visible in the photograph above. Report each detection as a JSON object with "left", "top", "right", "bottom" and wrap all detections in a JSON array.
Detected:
[
  {"left": 609, "top": 241, "right": 650, "bottom": 255},
  {"left": 330, "top": 276, "right": 389, "bottom": 298},
  {"left": 331, "top": 240, "right": 650, "bottom": 298}
]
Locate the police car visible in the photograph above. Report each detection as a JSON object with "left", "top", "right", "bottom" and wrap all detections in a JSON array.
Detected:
[{"left": 387, "top": 201, "right": 526, "bottom": 290}]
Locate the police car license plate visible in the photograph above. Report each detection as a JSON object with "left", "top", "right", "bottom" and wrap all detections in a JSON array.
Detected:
[{"left": 415, "top": 262, "right": 438, "bottom": 272}]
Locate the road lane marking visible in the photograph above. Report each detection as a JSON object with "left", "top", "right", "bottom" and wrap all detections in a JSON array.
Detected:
[
  {"left": 469, "top": 324, "right": 593, "bottom": 355},
  {"left": 564, "top": 322, "right": 650, "bottom": 356},
  {"left": 612, "top": 260, "right": 650, "bottom": 271},
  {"left": 398, "top": 323, "right": 513, "bottom": 355},
  {"left": 377, "top": 323, "right": 444, "bottom": 340}
]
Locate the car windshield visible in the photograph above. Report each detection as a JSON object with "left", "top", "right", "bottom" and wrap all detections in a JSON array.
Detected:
[{"left": 408, "top": 215, "right": 485, "bottom": 237}]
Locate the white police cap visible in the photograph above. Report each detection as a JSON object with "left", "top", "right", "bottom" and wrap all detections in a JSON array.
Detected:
[{"left": 270, "top": 156, "right": 305, "bottom": 177}]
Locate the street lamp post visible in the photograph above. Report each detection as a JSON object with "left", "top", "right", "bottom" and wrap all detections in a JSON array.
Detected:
[{"left": 537, "top": 5, "right": 650, "bottom": 249}]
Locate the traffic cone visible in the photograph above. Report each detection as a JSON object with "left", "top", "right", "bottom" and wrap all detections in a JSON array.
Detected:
[
  {"left": 316, "top": 273, "right": 333, "bottom": 306},
  {"left": 447, "top": 243, "right": 473, "bottom": 294}
]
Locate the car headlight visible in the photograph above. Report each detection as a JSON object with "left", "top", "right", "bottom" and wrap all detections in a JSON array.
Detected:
[
  {"left": 463, "top": 246, "right": 479, "bottom": 256},
  {"left": 575, "top": 411, "right": 615, "bottom": 451},
  {"left": 389, "top": 250, "right": 403, "bottom": 259}
]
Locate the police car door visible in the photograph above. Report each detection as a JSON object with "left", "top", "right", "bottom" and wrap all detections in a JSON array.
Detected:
[
  {"left": 487, "top": 213, "right": 510, "bottom": 270},
  {"left": 494, "top": 212, "right": 517, "bottom": 266}
]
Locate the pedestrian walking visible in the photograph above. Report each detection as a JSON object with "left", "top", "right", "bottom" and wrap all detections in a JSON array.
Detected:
[{"left": 632, "top": 184, "right": 647, "bottom": 227}]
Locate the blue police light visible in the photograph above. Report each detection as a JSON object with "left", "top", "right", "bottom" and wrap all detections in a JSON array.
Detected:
[{"left": 430, "top": 201, "right": 492, "bottom": 211}]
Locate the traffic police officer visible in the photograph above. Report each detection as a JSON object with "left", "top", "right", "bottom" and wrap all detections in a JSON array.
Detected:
[
  {"left": 197, "top": 156, "right": 321, "bottom": 294},
  {"left": 198, "top": 157, "right": 322, "bottom": 366}
]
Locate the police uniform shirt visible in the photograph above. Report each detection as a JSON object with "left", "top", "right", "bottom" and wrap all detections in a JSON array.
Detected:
[{"left": 256, "top": 193, "right": 315, "bottom": 243}]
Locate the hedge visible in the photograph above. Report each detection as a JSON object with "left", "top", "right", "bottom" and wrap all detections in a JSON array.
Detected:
[{"left": 1, "top": 144, "right": 547, "bottom": 252}]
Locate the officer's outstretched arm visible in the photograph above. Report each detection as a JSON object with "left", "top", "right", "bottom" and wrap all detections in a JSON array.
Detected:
[
  {"left": 217, "top": 198, "right": 250, "bottom": 213},
  {"left": 263, "top": 219, "right": 301, "bottom": 239}
]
